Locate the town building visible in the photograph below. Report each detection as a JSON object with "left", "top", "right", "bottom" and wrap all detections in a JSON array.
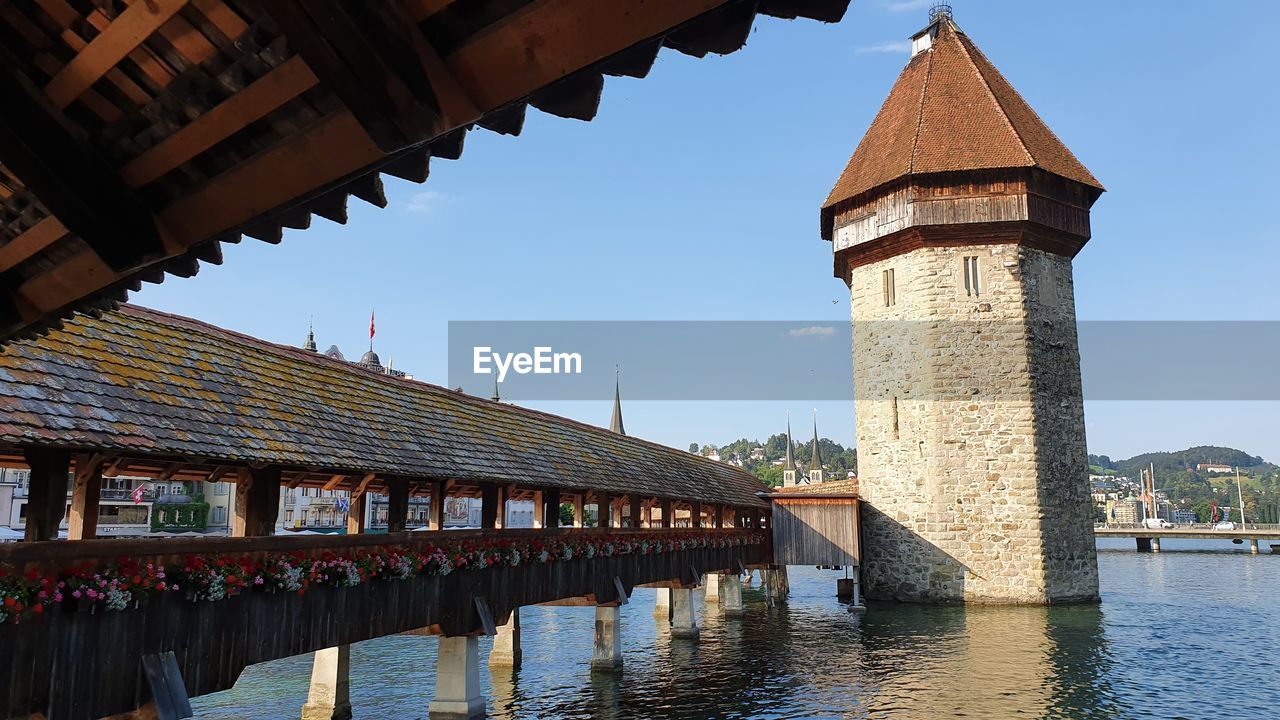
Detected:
[
  {"left": 1197, "top": 463, "right": 1233, "bottom": 474},
  {"left": 825, "top": 8, "right": 1102, "bottom": 603}
]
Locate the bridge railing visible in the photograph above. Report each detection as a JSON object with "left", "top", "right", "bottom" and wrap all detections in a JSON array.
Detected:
[{"left": 1095, "top": 523, "right": 1280, "bottom": 531}]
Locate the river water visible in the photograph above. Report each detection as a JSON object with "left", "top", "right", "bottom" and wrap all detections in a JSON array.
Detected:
[{"left": 193, "top": 539, "right": 1280, "bottom": 719}]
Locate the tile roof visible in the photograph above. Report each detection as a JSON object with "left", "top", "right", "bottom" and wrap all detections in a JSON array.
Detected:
[
  {"left": 0, "top": 305, "right": 767, "bottom": 508},
  {"left": 822, "top": 19, "right": 1103, "bottom": 214}
]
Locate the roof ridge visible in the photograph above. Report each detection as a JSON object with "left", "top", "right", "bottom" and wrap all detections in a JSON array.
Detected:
[
  {"left": 114, "top": 305, "right": 750, "bottom": 482},
  {"left": 945, "top": 24, "right": 1033, "bottom": 166},
  {"left": 907, "top": 36, "right": 935, "bottom": 177}
]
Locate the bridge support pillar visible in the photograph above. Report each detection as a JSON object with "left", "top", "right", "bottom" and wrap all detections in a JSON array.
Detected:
[
  {"left": 428, "top": 637, "right": 485, "bottom": 720},
  {"left": 590, "top": 606, "right": 623, "bottom": 671},
  {"left": 703, "top": 572, "right": 720, "bottom": 604},
  {"left": 1151, "top": 537, "right": 1161, "bottom": 553},
  {"left": 1251, "top": 538, "right": 1260, "bottom": 554},
  {"left": 765, "top": 566, "right": 789, "bottom": 605},
  {"left": 722, "top": 573, "right": 745, "bottom": 618},
  {"left": 301, "top": 646, "right": 352, "bottom": 720},
  {"left": 653, "top": 588, "right": 670, "bottom": 619},
  {"left": 489, "top": 608, "right": 521, "bottom": 669},
  {"left": 1135, "top": 537, "right": 1152, "bottom": 553},
  {"left": 670, "top": 588, "right": 699, "bottom": 638}
]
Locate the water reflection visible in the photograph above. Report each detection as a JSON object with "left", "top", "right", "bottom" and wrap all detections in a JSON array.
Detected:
[{"left": 194, "top": 549, "right": 1280, "bottom": 720}]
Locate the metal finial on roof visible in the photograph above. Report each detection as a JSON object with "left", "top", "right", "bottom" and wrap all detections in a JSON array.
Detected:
[
  {"left": 929, "top": 2, "right": 953, "bottom": 23},
  {"left": 491, "top": 376, "right": 501, "bottom": 402},
  {"left": 810, "top": 408, "right": 823, "bottom": 469},
  {"left": 303, "top": 318, "right": 316, "bottom": 352},
  {"left": 609, "top": 366, "right": 625, "bottom": 435}
]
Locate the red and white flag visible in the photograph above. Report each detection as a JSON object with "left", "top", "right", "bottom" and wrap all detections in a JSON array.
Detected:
[
  {"left": 132, "top": 483, "right": 147, "bottom": 504},
  {"left": 369, "top": 310, "right": 376, "bottom": 340}
]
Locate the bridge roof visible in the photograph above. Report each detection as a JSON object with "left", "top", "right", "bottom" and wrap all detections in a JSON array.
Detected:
[
  {"left": 0, "top": 0, "right": 850, "bottom": 342},
  {"left": 0, "top": 305, "right": 768, "bottom": 508}
]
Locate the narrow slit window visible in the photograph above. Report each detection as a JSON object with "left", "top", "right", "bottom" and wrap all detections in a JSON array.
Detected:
[
  {"left": 883, "top": 268, "right": 896, "bottom": 307},
  {"left": 891, "top": 395, "right": 900, "bottom": 439},
  {"left": 963, "top": 256, "right": 980, "bottom": 297}
]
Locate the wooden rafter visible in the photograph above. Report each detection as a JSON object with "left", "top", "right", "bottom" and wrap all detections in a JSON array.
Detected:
[
  {"left": 42, "top": 0, "right": 188, "bottom": 110},
  {"left": 261, "top": 0, "right": 443, "bottom": 153}
]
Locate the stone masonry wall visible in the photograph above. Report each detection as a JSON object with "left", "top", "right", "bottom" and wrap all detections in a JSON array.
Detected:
[{"left": 848, "top": 243, "right": 1098, "bottom": 604}]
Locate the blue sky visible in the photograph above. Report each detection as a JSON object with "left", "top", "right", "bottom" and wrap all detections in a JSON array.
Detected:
[{"left": 137, "top": 0, "right": 1280, "bottom": 461}]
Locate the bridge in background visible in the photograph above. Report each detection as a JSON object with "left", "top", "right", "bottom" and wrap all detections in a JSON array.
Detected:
[{"left": 1094, "top": 525, "right": 1280, "bottom": 553}]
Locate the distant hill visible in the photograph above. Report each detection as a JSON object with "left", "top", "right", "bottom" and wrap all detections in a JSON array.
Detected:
[{"left": 1091, "top": 446, "right": 1274, "bottom": 478}]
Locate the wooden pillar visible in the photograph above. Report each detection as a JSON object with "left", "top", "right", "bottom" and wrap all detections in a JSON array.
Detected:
[
  {"left": 543, "top": 489, "right": 561, "bottom": 529},
  {"left": 610, "top": 497, "right": 623, "bottom": 529},
  {"left": 659, "top": 499, "right": 673, "bottom": 529},
  {"left": 429, "top": 480, "right": 446, "bottom": 531},
  {"left": 531, "top": 490, "right": 544, "bottom": 529},
  {"left": 68, "top": 454, "right": 105, "bottom": 540},
  {"left": 481, "top": 485, "right": 499, "bottom": 530},
  {"left": 233, "top": 466, "right": 281, "bottom": 537},
  {"left": 640, "top": 500, "right": 652, "bottom": 529},
  {"left": 386, "top": 478, "right": 409, "bottom": 533},
  {"left": 23, "top": 447, "right": 69, "bottom": 542},
  {"left": 596, "top": 492, "right": 612, "bottom": 528},
  {"left": 691, "top": 501, "right": 702, "bottom": 530},
  {"left": 572, "top": 494, "right": 584, "bottom": 528},
  {"left": 347, "top": 491, "right": 367, "bottom": 535},
  {"left": 629, "top": 496, "right": 643, "bottom": 529}
]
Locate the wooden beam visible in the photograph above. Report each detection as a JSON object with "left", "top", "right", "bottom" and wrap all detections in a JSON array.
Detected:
[
  {"left": 629, "top": 496, "right": 643, "bottom": 529},
  {"left": 346, "top": 491, "right": 367, "bottom": 535},
  {"left": 261, "top": 0, "right": 442, "bottom": 153},
  {"left": 43, "top": 0, "right": 189, "bottom": 109},
  {"left": 350, "top": 472, "right": 377, "bottom": 500},
  {"left": 659, "top": 499, "right": 673, "bottom": 529},
  {"left": 233, "top": 466, "right": 280, "bottom": 537},
  {"left": 322, "top": 473, "right": 348, "bottom": 491},
  {"left": 542, "top": 489, "right": 560, "bottom": 529},
  {"left": 480, "top": 484, "right": 499, "bottom": 530},
  {"left": 386, "top": 477, "right": 409, "bottom": 533},
  {"left": 428, "top": 479, "right": 445, "bottom": 531},
  {"left": 0, "top": 53, "right": 164, "bottom": 272},
  {"left": 23, "top": 447, "right": 69, "bottom": 542},
  {"left": 0, "top": 217, "right": 69, "bottom": 274},
  {"left": 120, "top": 56, "right": 319, "bottom": 188},
  {"left": 68, "top": 452, "right": 107, "bottom": 540}
]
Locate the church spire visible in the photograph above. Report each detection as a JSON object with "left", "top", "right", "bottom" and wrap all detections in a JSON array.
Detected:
[
  {"left": 609, "top": 367, "right": 625, "bottom": 435},
  {"left": 782, "top": 413, "right": 798, "bottom": 488},
  {"left": 811, "top": 409, "right": 823, "bottom": 468}
]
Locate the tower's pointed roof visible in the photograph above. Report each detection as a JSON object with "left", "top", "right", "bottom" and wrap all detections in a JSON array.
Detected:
[
  {"left": 810, "top": 412, "right": 823, "bottom": 470},
  {"left": 821, "top": 17, "right": 1102, "bottom": 238},
  {"left": 609, "top": 371, "right": 625, "bottom": 435},
  {"left": 784, "top": 416, "right": 796, "bottom": 471}
]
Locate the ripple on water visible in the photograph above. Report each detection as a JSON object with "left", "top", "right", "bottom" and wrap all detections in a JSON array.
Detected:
[{"left": 193, "top": 545, "right": 1280, "bottom": 719}]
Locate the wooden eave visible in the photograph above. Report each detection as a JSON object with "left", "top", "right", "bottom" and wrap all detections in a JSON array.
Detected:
[{"left": 0, "top": 0, "right": 851, "bottom": 342}]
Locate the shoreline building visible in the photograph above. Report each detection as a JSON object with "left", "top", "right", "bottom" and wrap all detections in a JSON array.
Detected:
[{"left": 821, "top": 9, "right": 1102, "bottom": 603}]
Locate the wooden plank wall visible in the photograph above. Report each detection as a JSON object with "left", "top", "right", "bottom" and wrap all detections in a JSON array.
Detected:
[
  {"left": 0, "top": 532, "right": 768, "bottom": 720},
  {"left": 771, "top": 498, "right": 859, "bottom": 566}
]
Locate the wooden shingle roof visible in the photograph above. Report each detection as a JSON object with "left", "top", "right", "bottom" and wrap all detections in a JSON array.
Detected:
[
  {"left": 0, "top": 304, "right": 769, "bottom": 507},
  {"left": 0, "top": 0, "right": 851, "bottom": 342},
  {"left": 821, "top": 18, "right": 1102, "bottom": 231}
]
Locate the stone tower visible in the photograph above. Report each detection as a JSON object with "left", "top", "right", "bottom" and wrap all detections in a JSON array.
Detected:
[
  {"left": 821, "top": 12, "right": 1102, "bottom": 604},
  {"left": 808, "top": 412, "right": 824, "bottom": 484}
]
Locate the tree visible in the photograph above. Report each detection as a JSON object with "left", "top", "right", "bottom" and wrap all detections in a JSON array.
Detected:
[
  {"left": 688, "top": 443, "right": 700, "bottom": 454},
  {"left": 558, "top": 503, "right": 575, "bottom": 527},
  {"left": 754, "top": 465, "right": 783, "bottom": 488}
]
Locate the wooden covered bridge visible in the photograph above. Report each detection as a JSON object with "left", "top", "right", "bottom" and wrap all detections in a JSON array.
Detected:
[{"left": 0, "top": 305, "right": 776, "bottom": 719}]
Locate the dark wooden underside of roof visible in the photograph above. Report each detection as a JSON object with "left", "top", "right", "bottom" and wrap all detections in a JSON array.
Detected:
[{"left": 0, "top": 0, "right": 851, "bottom": 342}]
